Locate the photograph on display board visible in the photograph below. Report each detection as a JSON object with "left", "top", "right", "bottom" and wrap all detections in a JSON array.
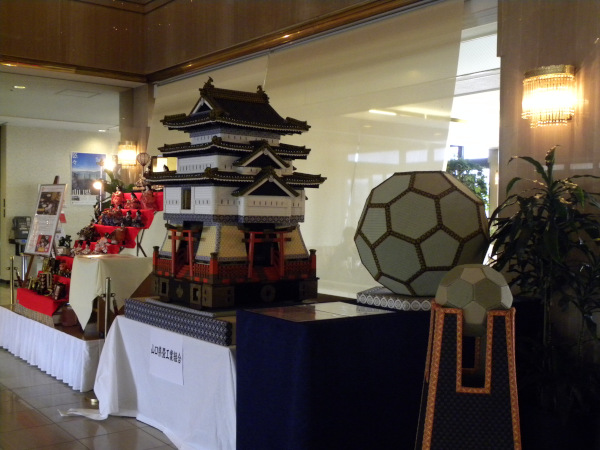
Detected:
[
  {"left": 71, "top": 152, "right": 106, "bottom": 205},
  {"left": 35, "top": 234, "right": 52, "bottom": 253},
  {"left": 25, "top": 184, "right": 67, "bottom": 257},
  {"left": 36, "top": 191, "right": 61, "bottom": 215}
]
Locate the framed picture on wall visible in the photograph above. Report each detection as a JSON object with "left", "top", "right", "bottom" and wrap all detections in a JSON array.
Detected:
[
  {"left": 24, "top": 184, "right": 67, "bottom": 257},
  {"left": 71, "top": 152, "right": 106, "bottom": 205}
]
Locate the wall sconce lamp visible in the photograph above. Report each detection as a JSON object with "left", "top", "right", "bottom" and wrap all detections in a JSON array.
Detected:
[
  {"left": 522, "top": 64, "right": 576, "bottom": 128},
  {"left": 117, "top": 141, "right": 138, "bottom": 166}
]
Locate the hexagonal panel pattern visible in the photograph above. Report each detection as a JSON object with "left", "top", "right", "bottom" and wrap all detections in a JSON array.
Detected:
[
  {"left": 390, "top": 192, "right": 437, "bottom": 239},
  {"left": 361, "top": 208, "right": 388, "bottom": 244},
  {"left": 355, "top": 171, "right": 489, "bottom": 296},
  {"left": 436, "top": 264, "right": 513, "bottom": 336}
]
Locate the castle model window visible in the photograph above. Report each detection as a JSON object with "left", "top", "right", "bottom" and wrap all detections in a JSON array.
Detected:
[{"left": 181, "top": 187, "right": 192, "bottom": 210}]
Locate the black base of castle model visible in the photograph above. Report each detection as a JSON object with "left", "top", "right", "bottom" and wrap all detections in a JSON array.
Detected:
[{"left": 154, "top": 275, "right": 318, "bottom": 310}]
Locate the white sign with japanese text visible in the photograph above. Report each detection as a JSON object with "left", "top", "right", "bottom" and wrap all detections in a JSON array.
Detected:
[{"left": 149, "top": 328, "right": 184, "bottom": 386}]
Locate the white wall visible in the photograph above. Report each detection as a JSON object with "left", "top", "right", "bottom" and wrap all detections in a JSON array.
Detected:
[{"left": 0, "top": 125, "right": 119, "bottom": 280}]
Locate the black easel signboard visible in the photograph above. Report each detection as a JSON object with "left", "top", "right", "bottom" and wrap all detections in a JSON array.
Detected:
[{"left": 24, "top": 184, "right": 67, "bottom": 257}]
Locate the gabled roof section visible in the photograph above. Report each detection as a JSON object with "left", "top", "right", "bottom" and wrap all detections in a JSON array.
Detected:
[
  {"left": 234, "top": 143, "right": 290, "bottom": 170},
  {"left": 161, "top": 78, "right": 310, "bottom": 135},
  {"left": 232, "top": 167, "right": 299, "bottom": 198},
  {"left": 277, "top": 143, "right": 310, "bottom": 160},
  {"left": 157, "top": 137, "right": 311, "bottom": 160},
  {"left": 285, "top": 172, "right": 327, "bottom": 189},
  {"left": 145, "top": 167, "right": 255, "bottom": 185},
  {"left": 158, "top": 137, "right": 254, "bottom": 157},
  {"left": 144, "top": 166, "right": 326, "bottom": 189}
]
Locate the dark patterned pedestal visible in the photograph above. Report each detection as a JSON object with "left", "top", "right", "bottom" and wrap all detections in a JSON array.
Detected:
[{"left": 417, "top": 303, "right": 521, "bottom": 449}]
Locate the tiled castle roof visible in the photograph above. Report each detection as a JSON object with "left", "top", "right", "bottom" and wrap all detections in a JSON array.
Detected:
[
  {"left": 161, "top": 78, "right": 309, "bottom": 134},
  {"left": 157, "top": 137, "right": 311, "bottom": 160},
  {"left": 145, "top": 167, "right": 325, "bottom": 189}
]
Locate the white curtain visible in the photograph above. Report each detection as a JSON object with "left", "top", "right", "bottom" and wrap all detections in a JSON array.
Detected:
[{"left": 149, "top": 0, "right": 465, "bottom": 298}]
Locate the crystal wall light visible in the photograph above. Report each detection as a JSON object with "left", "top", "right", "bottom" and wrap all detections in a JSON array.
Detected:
[{"left": 522, "top": 64, "right": 576, "bottom": 128}]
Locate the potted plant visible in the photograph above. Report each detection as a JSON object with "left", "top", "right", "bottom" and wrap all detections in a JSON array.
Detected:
[
  {"left": 446, "top": 158, "right": 489, "bottom": 209},
  {"left": 488, "top": 146, "right": 600, "bottom": 448}
]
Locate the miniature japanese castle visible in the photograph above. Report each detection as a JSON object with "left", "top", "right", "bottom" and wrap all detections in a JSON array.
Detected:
[{"left": 146, "top": 78, "right": 326, "bottom": 308}]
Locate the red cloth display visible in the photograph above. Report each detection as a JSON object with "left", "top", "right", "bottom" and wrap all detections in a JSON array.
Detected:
[
  {"left": 17, "top": 288, "right": 67, "bottom": 316},
  {"left": 94, "top": 225, "right": 144, "bottom": 249},
  {"left": 93, "top": 209, "right": 155, "bottom": 249},
  {"left": 82, "top": 191, "right": 162, "bottom": 252},
  {"left": 124, "top": 192, "right": 164, "bottom": 211}
]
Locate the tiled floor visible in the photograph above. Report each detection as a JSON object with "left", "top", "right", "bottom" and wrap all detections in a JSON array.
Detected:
[{"left": 0, "top": 284, "right": 177, "bottom": 450}]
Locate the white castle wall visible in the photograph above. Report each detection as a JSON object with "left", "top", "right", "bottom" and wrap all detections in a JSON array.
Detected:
[
  {"left": 164, "top": 185, "right": 305, "bottom": 219},
  {"left": 190, "top": 128, "right": 279, "bottom": 146},
  {"left": 239, "top": 196, "right": 291, "bottom": 218},
  {"left": 178, "top": 154, "right": 239, "bottom": 173}
]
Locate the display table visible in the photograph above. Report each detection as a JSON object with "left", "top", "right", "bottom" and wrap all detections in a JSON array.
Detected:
[
  {"left": 0, "top": 305, "right": 103, "bottom": 392},
  {"left": 16, "top": 255, "right": 73, "bottom": 317},
  {"left": 16, "top": 288, "right": 68, "bottom": 316},
  {"left": 94, "top": 316, "right": 236, "bottom": 450},
  {"left": 69, "top": 254, "right": 152, "bottom": 329},
  {"left": 236, "top": 302, "right": 430, "bottom": 450}
]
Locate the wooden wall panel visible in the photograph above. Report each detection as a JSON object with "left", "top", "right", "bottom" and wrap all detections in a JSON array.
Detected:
[
  {"left": 64, "top": 1, "right": 144, "bottom": 74},
  {"left": 143, "top": 0, "right": 368, "bottom": 74},
  {"left": 0, "top": 0, "right": 66, "bottom": 63},
  {"left": 497, "top": 0, "right": 600, "bottom": 200},
  {"left": 0, "top": 0, "right": 143, "bottom": 75},
  {"left": 1, "top": 0, "right": 417, "bottom": 80}
]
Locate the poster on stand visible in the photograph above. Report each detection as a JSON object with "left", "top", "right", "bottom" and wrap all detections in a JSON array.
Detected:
[
  {"left": 24, "top": 184, "right": 67, "bottom": 256},
  {"left": 71, "top": 152, "right": 105, "bottom": 205}
]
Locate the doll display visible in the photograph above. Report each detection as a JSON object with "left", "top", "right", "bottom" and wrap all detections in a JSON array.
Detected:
[{"left": 140, "top": 185, "right": 157, "bottom": 210}]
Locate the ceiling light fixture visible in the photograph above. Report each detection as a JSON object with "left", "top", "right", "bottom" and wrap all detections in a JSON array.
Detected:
[{"left": 369, "top": 109, "right": 397, "bottom": 116}]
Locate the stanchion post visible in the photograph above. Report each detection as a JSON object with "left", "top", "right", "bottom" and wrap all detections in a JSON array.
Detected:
[
  {"left": 9, "top": 256, "right": 15, "bottom": 305},
  {"left": 104, "top": 277, "right": 112, "bottom": 337}
]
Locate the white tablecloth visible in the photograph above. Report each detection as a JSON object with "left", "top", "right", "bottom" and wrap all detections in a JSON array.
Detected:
[
  {"left": 0, "top": 306, "right": 103, "bottom": 391},
  {"left": 69, "top": 254, "right": 152, "bottom": 329},
  {"left": 94, "top": 316, "right": 237, "bottom": 450}
]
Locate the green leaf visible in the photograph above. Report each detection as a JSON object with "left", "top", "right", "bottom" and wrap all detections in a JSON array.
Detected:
[
  {"left": 511, "top": 155, "right": 549, "bottom": 183},
  {"left": 505, "top": 177, "right": 522, "bottom": 195}
]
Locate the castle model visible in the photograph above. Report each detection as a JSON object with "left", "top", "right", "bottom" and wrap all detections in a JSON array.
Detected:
[{"left": 145, "top": 78, "right": 326, "bottom": 309}]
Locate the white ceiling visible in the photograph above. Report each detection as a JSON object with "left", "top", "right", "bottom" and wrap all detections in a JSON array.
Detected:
[{"left": 0, "top": 65, "right": 142, "bottom": 133}]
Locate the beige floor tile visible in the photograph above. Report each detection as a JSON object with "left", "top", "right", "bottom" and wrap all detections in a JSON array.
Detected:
[
  {"left": 25, "top": 391, "right": 89, "bottom": 410},
  {"left": 78, "top": 427, "right": 167, "bottom": 450},
  {"left": 37, "top": 402, "right": 98, "bottom": 424},
  {"left": 139, "top": 424, "right": 177, "bottom": 447},
  {"left": 0, "top": 371, "right": 59, "bottom": 390},
  {"left": 57, "top": 415, "right": 137, "bottom": 440},
  {"left": 32, "top": 442, "right": 89, "bottom": 450},
  {"left": 13, "top": 382, "right": 76, "bottom": 400},
  {"left": 0, "top": 389, "right": 35, "bottom": 413},
  {"left": 0, "top": 423, "right": 77, "bottom": 450},
  {"left": 0, "top": 408, "right": 53, "bottom": 432}
]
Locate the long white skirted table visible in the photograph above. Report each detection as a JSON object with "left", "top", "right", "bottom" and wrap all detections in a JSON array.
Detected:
[
  {"left": 0, "top": 306, "right": 103, "bottom": 392},
  {"left": 93, "top": 316, "right": 237, "bottom": 450},
  {"left": 69, "top": 254, "right": 153, "bottom": 330}
]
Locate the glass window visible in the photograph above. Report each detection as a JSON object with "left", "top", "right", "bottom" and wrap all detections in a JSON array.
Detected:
[{"left": 149, "top": 0, "right": 499, "bottom": 298}]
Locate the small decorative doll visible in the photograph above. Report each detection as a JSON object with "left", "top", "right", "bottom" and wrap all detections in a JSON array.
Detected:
[
  {"left": 125, "top": 193, "right": 141, "bottom": 210},
  {"left": 141, "top": 185, "right": 157, "bottom": 210},
  {"left": 121, "top": 210, "right": 133, "bottom": 227},
  {"left": 133, "top": 210, "right": 145, "bottom": 228},
  {"left": 93, "top": 234, "right": 110, "bottom": 254},
  {"left": 111, "top": 185, "right": 125, "bottom": 208}
]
